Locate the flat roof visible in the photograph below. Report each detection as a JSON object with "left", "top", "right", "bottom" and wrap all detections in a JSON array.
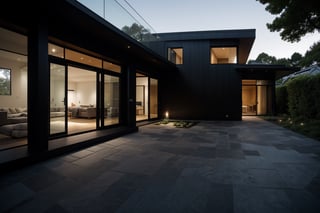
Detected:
[
  {"left": 154, "top": 29, "right": 256, "bottom": 64},
  {"left": 237, "top": 64, "right": 299, "bottom": 80}
]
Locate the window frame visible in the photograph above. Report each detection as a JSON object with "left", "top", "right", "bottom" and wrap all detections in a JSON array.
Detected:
[
  {"left": 210, "top": 46, "right": 238, "bottom": 64},
  {"left": 168, "top": 47, "right": 183, "bottom": 65}
]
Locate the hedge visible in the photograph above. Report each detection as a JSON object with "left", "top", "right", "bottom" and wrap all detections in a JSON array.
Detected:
[{"left": 278, "top": 73, "right": 320, "bottom": 120}]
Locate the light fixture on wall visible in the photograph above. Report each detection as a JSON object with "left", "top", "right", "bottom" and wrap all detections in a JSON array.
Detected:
[{"left": 165, "top": 111, "right": 169, "bottom": 119}]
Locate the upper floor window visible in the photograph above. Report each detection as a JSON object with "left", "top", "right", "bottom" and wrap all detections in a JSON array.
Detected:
[
  {"left": 210, "top": 47, "right": 237, "bottom": 64},
  {"left": 168, "top": 48, "right": 183, "bottom": 65}
]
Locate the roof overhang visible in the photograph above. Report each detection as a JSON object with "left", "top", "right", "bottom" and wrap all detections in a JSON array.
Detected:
[
  {"left": 0, "top": 0, "right": 177, "bottom": 73},
  {"left": 237, "top": 64, "right": 299, "bottom": 80},
  {"left": 155, "top": 29, "right": 256, "bottom": 64}
]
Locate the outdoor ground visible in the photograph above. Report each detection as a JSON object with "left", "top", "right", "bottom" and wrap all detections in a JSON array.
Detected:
[{"left": 1, "top": 116, "right": 320, "bottom": 212}]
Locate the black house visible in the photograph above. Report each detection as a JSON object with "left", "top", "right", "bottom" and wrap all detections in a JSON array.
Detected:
[
  {"left": 0, "top": 0, "right": 295, "bottom": 169},
  {"left": 147, "top": 30, "right": 295, "bottom": 120}
]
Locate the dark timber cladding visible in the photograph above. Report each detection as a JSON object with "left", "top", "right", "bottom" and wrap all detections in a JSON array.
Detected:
[
  {"left": 148, "top": 30, "right": 255, "bottom": 120},
  {"left": 0, "top": 0, "right": 178, "bottom": 169}
]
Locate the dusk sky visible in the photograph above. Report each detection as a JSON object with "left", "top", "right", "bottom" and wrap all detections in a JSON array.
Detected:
[{"left": 78, "top": 0, "right": 320, "bottom": 61}]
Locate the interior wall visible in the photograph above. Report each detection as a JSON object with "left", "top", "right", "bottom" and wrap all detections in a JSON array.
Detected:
[
  {"left": 76, "top": 81, "right": 96, "bottom": 106},
  {"left": 136, "top": 77, "right": 149, "bottom": 115},
  {"left": 0, "top": 61, "right": 27, "bottom": 107},
  {"left": 242, "top": 86, "right": 256, "bottom": 106},
  {"left": 257, "top": 86, "right": 267, "bottom": 115}
]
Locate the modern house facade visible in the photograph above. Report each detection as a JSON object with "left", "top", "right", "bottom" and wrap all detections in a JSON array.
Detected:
[{"left": 0, "top": 0, "right": 295, "bottom": 169}]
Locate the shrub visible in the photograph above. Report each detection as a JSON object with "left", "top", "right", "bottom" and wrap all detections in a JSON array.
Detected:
[{"left": 276, "top": 85, "right": 288, "bottom": 114}]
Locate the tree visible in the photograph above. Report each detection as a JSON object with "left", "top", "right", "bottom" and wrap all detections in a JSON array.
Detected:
[
  {"left": 255, "top": 52, "right": 277, "bottom": 64},
  {"left": 300, "top": 41, "right": 320, "bottom": 66},
  {"left": 121, "top": 23, "right": 153, "bottom": 42},
  {"left": 257, "top": 0, "right": 320, "bottom": 42},
  {"left": 290, "top": 52, "right": 303, "bottom": 66}
]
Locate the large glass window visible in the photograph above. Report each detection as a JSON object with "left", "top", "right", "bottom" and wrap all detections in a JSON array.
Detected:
[
  {"left": 242, "top": 80, "right": 273, "bottom": 116},
  {"left": 0, "top": 27, "right": 28, "bottom": 150},
  {"left": 168, "top": 48, "right": 183, "bottom": 64},
  {"left": 136, "top": 73, "right": 148, "bottom": 121},
  {"left": 104, "top": 75, "right": 119, "bottom": 126},
  {"left": 67, "top": 66, "right": 97, "bottom": 134},
  {"left": 150, "top": 78, "right": 158, "bottom": 119},
  {"left": 50, "top": 63, "right": 66, "bottom": 135},
  {"left": 211, "top": 47, "right": 237, "bottom": 64}
]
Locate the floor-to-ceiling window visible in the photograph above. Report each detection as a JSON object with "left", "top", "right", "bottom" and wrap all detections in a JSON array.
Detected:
[
  {"left": 150, "top": 78, "right": 158, "bottom": 119},
  {"left": 136, "top": 73, "right": 159, "bottom": 121},
  {"left": 242, "top": 80, "right": 273, "bottom": 116},
  {"left": 0, "top": 27, "right": 28, "bottom": 151},
  {"left": 50, "top": 63, "right": 67, "bottom": 135},
  {"left": 103, "top": 74, "right": 120, "bottom": 126},
  {"left": 49, "top": 43, "right": 121, "bottom": 139},
  {"left": 136, "top": 73, "right": 148, "bottom": 121},
  {"left": 67, "top": 66, "right": 97, "bottom": 134},
  {"left": 102, "top": 61, "right": 121, "bottom": 127}
]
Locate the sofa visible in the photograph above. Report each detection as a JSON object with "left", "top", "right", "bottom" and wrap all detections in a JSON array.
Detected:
[
  {"left": 0, "top": 122, "right": 27, "bottom": 138},
  {"left": 50, "top": 107, "right": 65, "bottom": 118},
  {"left": 78, "top": 106, "right": 96, "bottom": 118},
  {"left": 0, "top": 107, "right": 28, "bottom": 126},
  {"left": 0, "top": 107, "right": 28, "bottom": 138}
]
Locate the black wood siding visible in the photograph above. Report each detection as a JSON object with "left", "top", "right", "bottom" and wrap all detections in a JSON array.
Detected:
[{"left": 153, "top": 39, "right": 242, "bottom": 120}]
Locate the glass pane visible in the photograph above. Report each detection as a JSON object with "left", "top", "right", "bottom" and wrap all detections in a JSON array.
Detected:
[
  {"left": 242, "top": 85, "right": 257, "bottom": 115},
  {"left": 257, "top": 86, "right": 267, "bottom": 115},
  {"left": 150, "top": 78, "right": 158, "bottom": 119},
  {"left": 136, "top": 74, "right": 148, "bottom": 121},
  {"left": 67, "top": 66, "right": 97, "bottom": 134},
  {"left": 168, "top": 48, "right": 183, "bottom": 64},
  {"left": 65, "top": 49, "right": 102, "bottom": 68},
  {"left": 104, "top": 75, "right": 119, "bottom": 126},
  {"left": 76, "top": 0, "right": 159, "bottom": 43},
  {"left": 50, "top": 63, "right": 66, "bottom": 135},
  {"left": 0, "top": 27, "right": 28, "bottom": 150},
  {"left": 211, "top": 47, "right": 237, "bottom": 64},
  {"left": 103, "top": 61, "right": 121, "bottom": 73},
  {"left": 48, "top": 43, "right": 64, "bottom": 58}
]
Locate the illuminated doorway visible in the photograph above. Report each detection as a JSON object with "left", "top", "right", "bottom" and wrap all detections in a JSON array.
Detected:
[{"left": 242, "top": 80, "right": 273, "bottom": 116}]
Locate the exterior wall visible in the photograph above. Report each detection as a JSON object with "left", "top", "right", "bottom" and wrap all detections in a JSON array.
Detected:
[
  {"left": 0, "top": 1, "right": 178, "bottom": 168},
  {"left": 153, "top": 39, "right": 242, "bottom": 120}
]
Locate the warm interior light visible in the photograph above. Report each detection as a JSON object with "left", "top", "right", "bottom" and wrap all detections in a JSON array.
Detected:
[
  {"left": 51, "top": 48, "right": 56, "bottom": 53},
  {"left": 165, "top": 111, "right": 169, "bottom": 119}
]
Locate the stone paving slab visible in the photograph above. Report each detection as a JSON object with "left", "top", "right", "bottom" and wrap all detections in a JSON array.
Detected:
[{"left": 0, "top": 116, "right": 320, "bottom": 212}]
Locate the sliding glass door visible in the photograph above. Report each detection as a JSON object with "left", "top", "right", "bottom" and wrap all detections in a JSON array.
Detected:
[
  {"left": 50, "top": 63, "right": 67, "bottom": 135},
  {"left": 150, "top": 78, "right": 158, "bottom": 119},
  {"left": 242, "top": 80, "right": 273, "bottom": 116},
  {"left": 103, "top": 74, "right": 120, "bottom": 126},
  {"left": 67, "top": 66, "right": 97, "bottom": 134},
  {"left": 136, "top": 73, "right": 158, "bottom": 121}
]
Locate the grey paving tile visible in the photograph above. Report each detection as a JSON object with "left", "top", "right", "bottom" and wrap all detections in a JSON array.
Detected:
[
  {"left": 275, "top": 162, "right": 320, "bottom": 188},
  {"left": 58, "top": 171, "right": 124, "bottom": 212},
  {"left": 21, "top": 167, "right": 65, "bottom": 192},
  {"left": 1, "top": 117, "right": 320, "bottom": 212},
  {"left": 112, "top": 151, "right": 174, "bottom": 175},
  {"left": 12, "top": 179, "right": 79, "bottom": 212},
  {"left": 243, "top": 150, "right": 260, "bottom": 156},
  {"left": 0, "top": 183, "right": 34, "bottom": 212},
  {"left": 70, "top": 149, "right": 94, "bottom": 158},
  {"left": 284, "top": 189, "right": 320, "bottom": 213},
  {"left": 233, "top": 185, "right": 294, "bottom": 213}
]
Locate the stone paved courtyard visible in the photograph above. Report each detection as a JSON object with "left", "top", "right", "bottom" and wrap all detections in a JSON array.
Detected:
[{"left": 1, "top": 116, "right": 320, "bottom": 212}]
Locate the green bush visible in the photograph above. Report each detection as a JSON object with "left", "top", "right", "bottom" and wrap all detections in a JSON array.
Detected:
[
  {"left": 287, "top": 74, "right": 320, "bottom": 120},
  {"left": 276, "top": 85, "right": 288, "bottom": 114}
]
